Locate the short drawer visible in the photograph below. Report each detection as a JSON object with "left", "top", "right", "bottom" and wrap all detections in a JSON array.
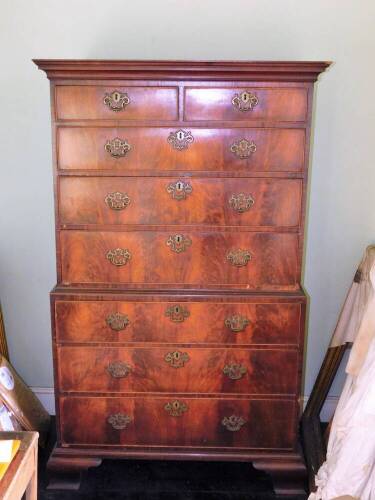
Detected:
[
  {"left": 59, "top": 230, "right": 300, "bottom": 290},
  {"left": 57, "top": 127, "right": 305, "bottom": 173},
  {"left": 184, "top": 87, "right": 308, "bottom": 122},
  {"left": 59, "top": 395, "right": 296, "bottom": 450},
  {"left": 54, "top": 299, "right": 302, "bottom": 345},
  {"left": 59, "top": 177, "right": 302, "bottom": 228},
  {"left": 55, "top": 85, "right": 178, "bottom": 121},
  {"left": 56, "top": 346, "right": 298, "bottom": 395}
]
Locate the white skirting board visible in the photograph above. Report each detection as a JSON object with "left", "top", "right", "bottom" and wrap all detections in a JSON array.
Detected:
[{"left": 30, "top": 387, "right": 339, "bottom": 422}]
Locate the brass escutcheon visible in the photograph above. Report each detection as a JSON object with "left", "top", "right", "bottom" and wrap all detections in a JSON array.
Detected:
[
  {"left": 166, "top": 234, "right": 192, "bottom": 253},
  {"left": 167, "top": 129, "right": 194, "bottom": 150},
  {"left": 165, "top": 304, "right": 190, "bottom": 323},
  {"left": 224, "top": 315, "right": 250, "bottom": 333},
  {"left": 166, "top": 180, "right": 193, "bottom": 200},
  {"left": 107, "top": 413, "right": 132, "bottom": 430},
  {"left": 223, "top": 364, "right": 247, "bottom": 380},
  {"left": 106, "top": 248, "right": 132, "bottom": 266},
  {"left": 104, "top": 137, "right": 131, "bottom": 158},
  {"left": 231, "top": 91, "right": 258, "bottom": 112},
  {"left": 164, "top": 351, "right": 190, "bottom": 368},
  {"left": 226, "top": 249, "right": 252, "bottom": 267},
  {"left": 164, "top": 400, "right": 188, "bottom": 417},
  {"left": 103, "top": 90, "right": 130, "bottom": 111},
  {"left": 107, "top": 361, "right": 132, "bottom": 378},
  {"left": 105, "top": 192, "right": 130, "bottom": 211},
  {"left": 106, "top": 312, "right": 130, "bottom": 331},
  {"left": 230, "top": 138, "right": 257, "bottom": 159},
  {"left": 229, "top": 193, "right": 255, "bottom": 213},
  {"left": 222, "top": 415, "right": 246, "bottom": 432}
]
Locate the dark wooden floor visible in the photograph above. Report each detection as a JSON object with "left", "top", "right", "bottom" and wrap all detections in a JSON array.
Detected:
[{"left": 38, "top": 420, "right": 307, "bottom": 500}]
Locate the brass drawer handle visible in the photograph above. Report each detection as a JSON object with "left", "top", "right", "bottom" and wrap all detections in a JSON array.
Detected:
[
  {"left": 103, "top": 90, "right": 130, "bottom": 111},
  {"left": 225, "top": 315, "right": 250, "bottom": 333},
  {"left": 167, "top": 129, "right": 194, "bottom": 150},
  {"left": 164, "top": 400, "right": 188, "bottom": 417},
  {"left": 164, "top": 351, "right": 190, "bottom": 368},
  {"left": 107, "top": 361, "right": 132, "bottom": 378},
  {"left": 166, "top": 180, "right": 193, "bottom": 200},
  {"left": 226, "top": 249, "right": 252, "bottom": 267},
  {"left": 106, "top": 248, "right": 131, "bottom": 266},
  {"left": 223, "top": 364, "right": 247, "bottom": 380},
  {"left": 105, "top": 192, "right": 130, "bottom": 211},
  {"left": 166, "top": 234, "right": 192, "bottom": 253},
  {"left": 104, "top": 137, "right": 131, "bottom": 158},
  {"left": 230, "top": 139, "right": 257, "bottom": 159},
  {"left": 229, "top": 193, "right": 255, "bottom": 213},
  {"left": 106, "top": 312, "right": 130, "bottom": 331},
  {"left": 222, "top": 415, "right": 246, "bottom": 432},
  {"left": 165, "top": 304, "right": 190, "bottom": 323},
  {"left": 232, "top": 91, "right": 258, "bottom": 112},
  {"left": 107, "top": 413, "right": 132, "bottom": 430}
]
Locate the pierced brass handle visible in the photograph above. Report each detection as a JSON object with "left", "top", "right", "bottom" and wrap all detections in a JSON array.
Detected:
[
  {"left": 166, "top": 180, "right": 193, "bottom": 200},
  {"left": 107, "top": 361, "right": 132, "bottom": 378},
  {"left": 106, "top": 312, "right": 130, "bottom": 331},
  {"left": 225, "top": 315, "right": 250, "bottom": 333},
  {"left": 164, "top": 351, "right": 190, "bottom": 368},
  {"left": 230, "top": 139, "right": 257, "bottom": 159},
  {"left": 166, "top": 234, "right": 192, "bottom": 253},
  {"left": 103, "top": 90, "right": 130, "bottom": 111},
  {"left": 231, "top": 91, "right": 258, "bottom": 112},
  {"left": 229, "top": 193, "right": 255, "bottom": 213},
  {"left": 105, "top": 192, "right": 130, "bottom": 211},
  {"left": 164, "top": 400, "right": 188, "bottom": 417},
  {"left": 226, "top": 249, "right": 252, "bottom": 267},
  {"left": 167, "top": 129, "right": 194, "bottom": 150},
  {"left": 222, "top": 415, "right": 246, "bottom": 432},
  {"left": 104, "top": 137, "right": 131, "bottom": 158},
  {"left": 165, "top": 304, "right": 190, "bottom": 323},
  {"left": 106, "top": 248, "right": 131, "bottom": 266},
  {"left": 107, "top": 413, "right": 132, "bottom": 430},
  {"left": 223, "top": 364, "right": 247, "bottom": 380}
]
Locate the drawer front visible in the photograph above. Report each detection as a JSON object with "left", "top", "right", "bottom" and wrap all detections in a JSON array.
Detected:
[
  {"left": 184, "top": 87, "right": 307, "bottom": 122},
  {"left": 59, "top": 395, "right": 296, "bottom": 449},
  {"left": 55, "top": 86, "right": 178, "bottom": 121},
  {"left": 57, "top": 346, "right": 298, "bottom": 395},
  {"left": 55, "top": 300, "right": 302, "bottom": 345},
  {"left": 60, "top": 230, "right": 299, "bottom": 290},
  {"left": 57, "top": 127, "right": 305, "bottom": 172},
  {"left": 59, "top": 177, "right": 302, "bottom": 228}
]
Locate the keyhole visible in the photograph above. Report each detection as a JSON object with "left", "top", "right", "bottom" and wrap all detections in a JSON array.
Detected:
[
  {"left": 243, "top": 92, "right": 249, "bottom": 102},
  {"left": 177, "top": 131, "right": 184, "bottom": 140},
  {"left": 176, "top": 182, "right": 183, "bottom": 191},
  {"left": 174, "top": 306, "right": 181, "bottom": 314},
  {"left": 113, "top": 92, "right": 120, "bottom": 102},
  {"left": 176, "top": 235, "right": 182, "bottom": 243}
]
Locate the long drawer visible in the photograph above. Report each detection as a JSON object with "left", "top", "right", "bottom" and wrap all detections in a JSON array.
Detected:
[
  {"left": 57, "top": 127, "right": 305, "bottom": 172},
  {"left": 59, "top": 395, "right": 296, "bottom": 449},
  {"left": 59, "top": 230, "right": 300, "bottom": 290},
  {"left": 56, "top": 346, "right": 298, "bottom": 395},
  {"left": 59, "top": 177, "right": 302, "bottom": 228},
  {"left": 54, "top": 299, "right": 302, "bottom": 345},
  {"left": 55, "top": 85, "right": 179, "bottom": 121}
]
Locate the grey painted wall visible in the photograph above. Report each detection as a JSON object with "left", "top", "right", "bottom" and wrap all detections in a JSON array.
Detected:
[{"left": 0, "top": 0, "right": 374, "bottom": 397}]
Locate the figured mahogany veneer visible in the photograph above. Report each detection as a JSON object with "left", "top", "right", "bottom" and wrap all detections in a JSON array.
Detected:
[
  {"left": 54, "top": 299, "right": 302, "bottom": 345},
  {"left": 59, "top": 177, "right": 302, "bottom": 227},
  {"left": 59, "top": 230, "right": 299, "bottom": 289},
  {"left": 35, "top": 59, "right": 330, "bottom": 495},
  {"left": 57, "top": 127, "right": 305, "bottom": 172},
  {"left": 59, "top": 396, "right": 296, "bottom": 449}
]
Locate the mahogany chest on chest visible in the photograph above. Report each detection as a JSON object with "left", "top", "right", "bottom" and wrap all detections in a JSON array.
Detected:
[{"left": 35, "top": 60, "right": 329, "bottom": 494}]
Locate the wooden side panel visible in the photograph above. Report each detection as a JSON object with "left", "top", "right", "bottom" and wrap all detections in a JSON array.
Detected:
[
  {"left": 55, "top": 86, "right": 179, "bottom": 121},
  {"left": 57, "top": 346, "right": 298, "bottom": 395},
  {"left": 54, "top": 300, "right": 302, "bottom": 345},
  {"left": 57, "top": 127, "right": 305, "bottom": 172},
  {"left": 184, "top": 88, "right": 308, "bottom": 122},
  {"left": 59, "top": 177, "right": 302, "bottom": 228},
  {"left": 59, "top": 396, "right": 296, "bottom": 449},
  {"left": 59, "top": 230, "right": 300, "bottom": 290}
]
